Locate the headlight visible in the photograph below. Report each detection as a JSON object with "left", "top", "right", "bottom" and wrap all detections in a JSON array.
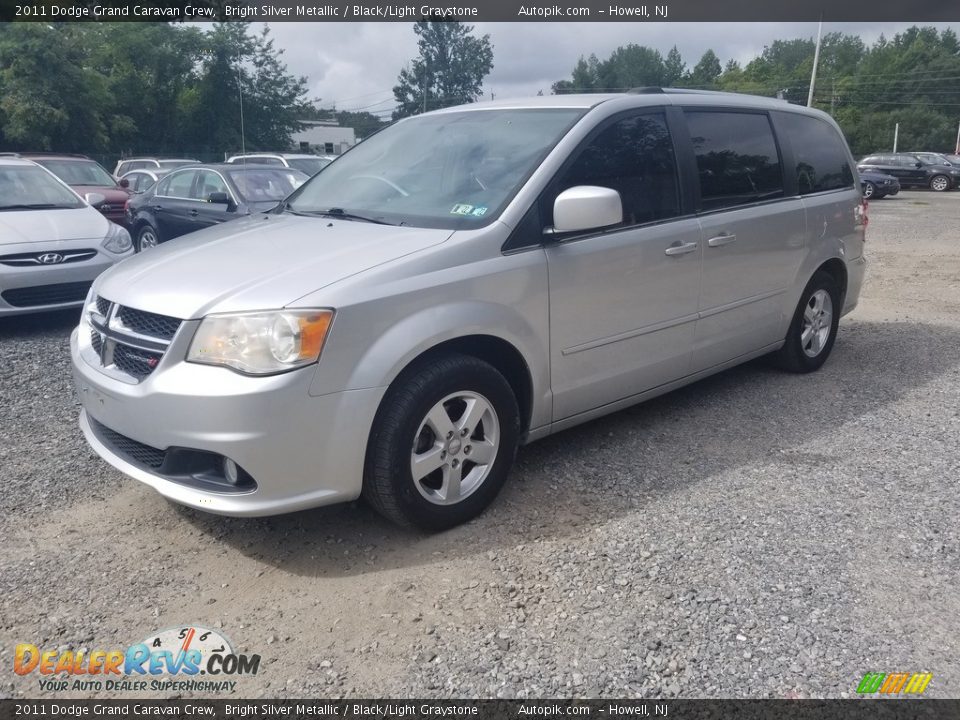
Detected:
[
  {"left": 102, "top": 222, "right": 132, "bottom": 254},
  {"left": 187, "top": 309, "right": 334, "bottom": 375}
]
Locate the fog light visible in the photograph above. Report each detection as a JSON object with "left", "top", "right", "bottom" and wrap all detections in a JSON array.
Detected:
[{"left": 223, "top": 458, "right": 240, "bottom": 484}]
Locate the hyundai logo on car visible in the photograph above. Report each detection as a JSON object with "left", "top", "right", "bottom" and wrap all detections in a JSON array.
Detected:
[{"left": 38, "top": 253, "right": 65, "bottom": 265}]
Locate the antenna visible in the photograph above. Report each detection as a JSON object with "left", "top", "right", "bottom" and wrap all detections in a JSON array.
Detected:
[{"left": 237, "top": 44, "right": 246, "bottom": 165}]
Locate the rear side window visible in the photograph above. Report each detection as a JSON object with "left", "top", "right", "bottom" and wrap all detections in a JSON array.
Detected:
[
  {"left": 685, "top": 111, "right": 783, "bottom": 211},
  {"left": 552, "top": 112, "right": 680, "bottom": 227},
  {"left": 776, "top": 113, "right": 854, "bottom": 194},
  {"left": 157, "top": 170, "right": 198, "bottom": 199}
]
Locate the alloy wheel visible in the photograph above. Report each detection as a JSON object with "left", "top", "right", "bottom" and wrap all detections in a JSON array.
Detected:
[
  {"left": 801, "top": 289, "right": 833, "bottom": 358},
  {"left": 410, "top": 391, "right": 500, "bottom": 506}
]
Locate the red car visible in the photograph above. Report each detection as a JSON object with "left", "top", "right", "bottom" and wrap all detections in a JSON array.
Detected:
[{"left": 4, "top": 153, "right": 132, "bottom": 228}]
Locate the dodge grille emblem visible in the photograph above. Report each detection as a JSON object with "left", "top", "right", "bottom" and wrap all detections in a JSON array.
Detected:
[{"left": 38, "top": 253, "right": 64, "bottom": 265}]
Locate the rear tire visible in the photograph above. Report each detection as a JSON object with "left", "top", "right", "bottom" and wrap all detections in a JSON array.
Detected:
[
  {"left": 363, "top": 354, "right": 521, "bottom": 531},
  {"left": 135, "top": 224, "right": 160, "bottom": 252},
  {"left": 773, "top": 270, "right": 841, "bottom": 373}
]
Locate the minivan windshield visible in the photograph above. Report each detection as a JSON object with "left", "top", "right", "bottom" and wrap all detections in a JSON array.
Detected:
[{"left": 284, "top": 108, "right": 585, "bottom": 229}]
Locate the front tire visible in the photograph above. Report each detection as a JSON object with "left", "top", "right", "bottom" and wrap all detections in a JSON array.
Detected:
[
  {"left": 773, "top": 270, "right": 841, "bottom": 373},
  {"left": 930, "top": 174, "right": 950, "bottom": 192},
  {"left": 363, "top": 354, "right": 520, "bottom": 531},
  {"left": 862, "top": 181, "right": 876, "bottom": 199}
]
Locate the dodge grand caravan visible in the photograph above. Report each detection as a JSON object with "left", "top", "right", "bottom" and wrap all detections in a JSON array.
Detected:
[{"left": 71, "top": 90, "right": 867, "bottom": 530}]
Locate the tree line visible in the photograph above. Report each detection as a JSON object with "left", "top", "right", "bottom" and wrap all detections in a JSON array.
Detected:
[
  {"left": 551, "top": 26, "right": 960, "bottom": 156},
  {"left": 2, "top": 22, "right": 957, "bottom": 161},
  {"left": 0, "top": 22, "right": 313, "bottom": 159}
]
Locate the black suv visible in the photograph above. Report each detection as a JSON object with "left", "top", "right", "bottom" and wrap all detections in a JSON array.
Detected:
[{"left": 857, "top": 153, "right": 960, "bottom": 192}]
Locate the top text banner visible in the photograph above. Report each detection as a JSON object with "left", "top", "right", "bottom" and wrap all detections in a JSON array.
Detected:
[{"left": 4, "top": 0, "right": 960, "bottom": 22}]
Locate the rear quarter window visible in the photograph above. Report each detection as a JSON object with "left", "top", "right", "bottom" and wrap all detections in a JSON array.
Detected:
[
  {"left": 776, "top": 113, "right": 854, "bottom": 194},
  {"left": 685, "top": 110, "right": 784, "bottom": 212}
]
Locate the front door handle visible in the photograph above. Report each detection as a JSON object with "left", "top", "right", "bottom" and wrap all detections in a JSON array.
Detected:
[
  {"left": 664, "top": 241, "right": 698, "bottom": 256},
  {"left": 189, "top": 209, "right": 199, "bottom": 217},
  {"left": 708, "top": 233, "right": 737, "bottom": 247}
]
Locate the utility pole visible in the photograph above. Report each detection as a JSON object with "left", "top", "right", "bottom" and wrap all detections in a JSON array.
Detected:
[
  {"left": 830, "top": 77, "right": 836, "bottom": 115},
  {"left": 955, "top": 119, "right": 960, "bottom": 154},
  {"left": 893, "top": 122, "right": 899, "bottom": 153},
  {"left": 807, "top": 17, "right": 823, "bottom": 108}
]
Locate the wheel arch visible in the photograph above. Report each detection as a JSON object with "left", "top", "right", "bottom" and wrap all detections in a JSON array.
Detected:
[
  {"left": 389, "top": 334, "right": 536, "bottom": 438},
  {"left": 815, "top": 257, "right": 848, "bottom": 306}
]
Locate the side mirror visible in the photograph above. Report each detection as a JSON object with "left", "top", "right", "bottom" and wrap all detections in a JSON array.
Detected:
[
  {"left": 84, "top": 192, "right": 106, "bottom": 207},
  {"left": 547, "top": 186, "right": 623, "bottom": 235},
  {"left": 118, "top": 177, "right": 130, "bottom": 189},
  {"left": 208, "top": 191, "right": 232, "bottom": 206},
  {"left": 915, "top": 162, "right": 923, "bottom": 168}
]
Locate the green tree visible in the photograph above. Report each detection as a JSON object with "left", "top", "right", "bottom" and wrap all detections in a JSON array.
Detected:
[
  {"left": 688, "top": 49, "right": 722, "bottom": 88},
  {"left": 392, "top": 21, "right": 493, "bottom": 119},
  {"left": 663, "top": 46, "right": 686, "bottom": 86},
  {"left": 0, "top": 24, "right": 110, "bottom": 151}
]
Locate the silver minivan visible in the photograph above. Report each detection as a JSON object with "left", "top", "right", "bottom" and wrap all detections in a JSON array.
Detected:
[{"left": 71, "top": 90, "right": 866, "bottom": 530}]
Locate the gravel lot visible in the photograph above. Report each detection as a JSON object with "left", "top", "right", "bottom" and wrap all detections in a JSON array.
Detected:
[{"left": 2, "top": 190, "right": 958, "bottom": 699}]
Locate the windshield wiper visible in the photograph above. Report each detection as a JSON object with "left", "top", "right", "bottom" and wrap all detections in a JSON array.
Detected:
[
  {"left": 303, "top": 207, "right": 395, "bottom": 225},
  {"left": 0, "top": 203, "right": 71, "bottom": 211},
  {"left": 273, "top": 200, "right": 308, "bottom": 216}
]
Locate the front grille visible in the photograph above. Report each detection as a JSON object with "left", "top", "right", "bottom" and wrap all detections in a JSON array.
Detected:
[
  {"left": 88, "top": 296, "right": 183, "bottom": 383},
  {"left": 2, "top": 281, "right": 92, "bottom": 308},
  {"left": 90, "top": 418, "right": 166, "bottom": 469},
  {"left": 0, "top": 249, "right": 97, "bottom": 267},
  {"left": 112, "top": 343, "right": 162, "bottom": 380},
  {"left": 116, "top": 305, "right": 181, "bottom": 341}
]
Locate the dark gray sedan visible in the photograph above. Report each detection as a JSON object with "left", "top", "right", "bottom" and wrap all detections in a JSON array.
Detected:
[{"left": 126, "top": 163, "right": 308, "bottom": 252}]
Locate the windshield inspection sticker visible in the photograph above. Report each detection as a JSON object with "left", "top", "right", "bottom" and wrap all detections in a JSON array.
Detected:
[{"left": 450, "top": 203, "right": 474, "bottom": 215}]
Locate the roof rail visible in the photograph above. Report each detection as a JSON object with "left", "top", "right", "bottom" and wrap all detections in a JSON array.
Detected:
[{"left": 627, "top": 87, "right": 664, "bottom": 94}]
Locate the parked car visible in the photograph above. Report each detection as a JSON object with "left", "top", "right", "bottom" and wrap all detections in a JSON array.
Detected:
[
  {"left": 859, "top": 170, "right": 900, "bottom": 199},
  {"left": 3, "top": 153, "right": 133, "bottom": 228},
  {"left": 120, "top": 168, "right": 171, "bottom": 194},
  {"left": 73, "top": 90, "right": 866, "bottom": 530},
  {"left": 225, "top": 153, "right": 334, "bottom": 176},
  {"left": 910, "top": 151, "right": 954, "bottom": 166},
  {"left": 0, "top": 157, "right": 133, "bottom": 316},
  {"left": 113, "top": 157, "right": 199, "bottom": 179},
  {"left": 126, "top": 163, "right": 308, "bottom": 251},
  {"left": 857, "top": 152, "right": 960, "bottom": 192}
]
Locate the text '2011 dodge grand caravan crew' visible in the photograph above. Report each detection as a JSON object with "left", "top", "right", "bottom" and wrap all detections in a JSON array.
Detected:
[{"left": 71, "top": 90, "right": 867, "bottom": 531}]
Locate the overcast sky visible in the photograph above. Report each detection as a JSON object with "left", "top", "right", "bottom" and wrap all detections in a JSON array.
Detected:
[{"left": 260, "top": 22, "right": 956, "bottom": 117}]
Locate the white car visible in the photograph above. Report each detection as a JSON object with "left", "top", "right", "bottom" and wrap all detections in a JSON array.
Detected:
[
  {"left": 0, "top": 158, "right": 133, "bottom": 316},
  {"left": 225, "top": 153, "right": 333, "bottom": 176}
]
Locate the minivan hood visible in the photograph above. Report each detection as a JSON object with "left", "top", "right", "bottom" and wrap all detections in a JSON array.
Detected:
[
  {"left": 0, "top": 206, "right": 107, "bottom": 246},
  {"left": 95, "top": 213, "right": 452, "bottom": 319}
]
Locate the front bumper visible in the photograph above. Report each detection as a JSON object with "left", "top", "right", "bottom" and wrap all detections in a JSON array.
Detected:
[
  {"left": 71, "top": 327, "right": 384, "bottom": 516},
  {"left": 0, "top": 243, "right": 129, "bottom": 316}
]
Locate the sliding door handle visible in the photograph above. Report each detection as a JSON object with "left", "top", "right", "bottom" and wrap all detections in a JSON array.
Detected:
[{"left": 707, "top": 233, "right": 737, "bottom": 247}]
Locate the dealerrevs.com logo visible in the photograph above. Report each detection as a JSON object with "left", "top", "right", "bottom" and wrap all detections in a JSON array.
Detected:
[
  {"left": 14, "top": 626, "right": 260, "bottom": 693},
  {"left": 856, "top": 672, "right": 933, "bottom": 695}
]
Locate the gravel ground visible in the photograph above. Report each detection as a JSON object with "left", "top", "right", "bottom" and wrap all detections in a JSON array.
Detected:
[{"left": 2, "top": 190, "right": 958, "bottom": 699}]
